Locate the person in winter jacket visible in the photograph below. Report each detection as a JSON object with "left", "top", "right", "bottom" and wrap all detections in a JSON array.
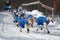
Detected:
[{"left": 18, "top": 14, "right": 28, "bottom": 32}]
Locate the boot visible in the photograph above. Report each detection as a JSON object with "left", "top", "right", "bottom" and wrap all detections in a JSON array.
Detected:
[
  {"left": 41, "top": 28, "right": 43, "bottom": 30},
  {"left": 27, "top": 28, "right": 29, "bottom": 33},
  {"left": 47, "top": 30, "right": 50, "bottom": 34}
]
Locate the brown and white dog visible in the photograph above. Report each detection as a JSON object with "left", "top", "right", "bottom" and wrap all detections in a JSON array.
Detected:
[{"left": 25, "top": 18, "right": 33, "bottom": 33}]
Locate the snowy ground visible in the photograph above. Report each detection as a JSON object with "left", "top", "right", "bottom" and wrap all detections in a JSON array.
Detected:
[{"left": 0, "top": 12, "right": 60, "bottom": 40}]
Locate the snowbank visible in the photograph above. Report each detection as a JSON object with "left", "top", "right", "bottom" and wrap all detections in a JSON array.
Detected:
[{"left": 26, "top": 10, "right": 46, "bottom": 18}]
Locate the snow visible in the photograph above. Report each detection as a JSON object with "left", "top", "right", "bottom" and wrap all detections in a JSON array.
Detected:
[
  {"left": 0, "top": 11, "right": 60, "bottom": 40},
  {"left": 26, "top": 10, "right": 46, "bottom": 18}
]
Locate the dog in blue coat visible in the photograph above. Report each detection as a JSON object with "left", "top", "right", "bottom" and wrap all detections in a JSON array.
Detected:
[{"left": 36, "top": 16, "right": 50, "bottom": 33}]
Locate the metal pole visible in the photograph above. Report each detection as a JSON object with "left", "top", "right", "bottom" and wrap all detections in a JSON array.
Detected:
[
  {"left": 45, "top": 8, "right": 47, "bottom": 16},
  {"left": 38, "top": 0, "right": 39, "bottom": 10},
  {"left": 52, "top": 9, "right": 54, "bottom": 18}
]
